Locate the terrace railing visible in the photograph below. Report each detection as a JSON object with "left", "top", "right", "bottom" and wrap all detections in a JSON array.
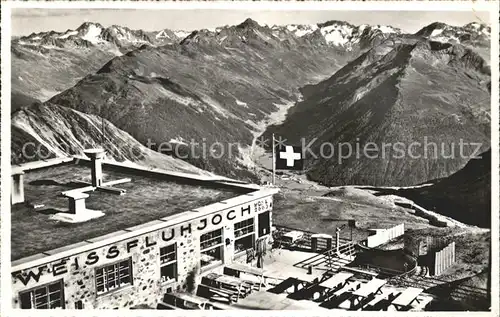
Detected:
[
  {"left": 272, "top": 224, "right": 357, "bottom": 272},
  {"left": 272, "top": 224, "right": 352, "bottom": 250}
]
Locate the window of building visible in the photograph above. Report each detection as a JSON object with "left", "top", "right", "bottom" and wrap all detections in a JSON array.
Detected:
[
  {"left": 160, "top": 243, "right": 177, "bottom": 283},
  {"left": 235, "top": 234, "right": 255, "bottom": 254},
  {"left": 234, "top": 218, "right": 255, "bottom": 254},
  {"left": 234, "top": 218, "right": 254, "bottom": 238},
  {"left": 95, "top": 258, "right": 132, "bottom": 295},
  {"left": 200, "top": 228, "right": 224, "bottom": 268},
  {"left": 19, "top": 279, "right": 64, "bottom": 309}
]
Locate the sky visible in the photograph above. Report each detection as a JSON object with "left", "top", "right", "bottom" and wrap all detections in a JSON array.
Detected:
[{"left": 12, "top": 8, "right": 491, "bottom": 36}]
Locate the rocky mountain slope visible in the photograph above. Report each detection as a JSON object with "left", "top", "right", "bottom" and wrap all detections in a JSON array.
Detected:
[
  {"left": 11, "top": 103, "right": 209, "bottom": 175},
  {"left": 11, "top": 22, "right": 186, "bottom": 110},
  {"left": 15, "top": 18, "right": 400, "bottom": 178},
  {"left": 415, "top": 21, "right": 491, "bottom": 66},
  {"left": 263, "top": 37, "right": 490, "bottom": 186},
  {"left": 12, "top": 19, "right": 491, "bottom": 184}
]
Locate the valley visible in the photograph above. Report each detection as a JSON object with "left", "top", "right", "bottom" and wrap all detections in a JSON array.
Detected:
[{"left": 11, "top": 17, "right": 491, "bottom": 225}]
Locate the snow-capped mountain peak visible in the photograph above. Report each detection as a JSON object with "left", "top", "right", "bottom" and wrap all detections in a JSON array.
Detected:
[
  {"left": 415, "top": 21, "right": 490, "bottom": 46},
  {"left": 77, "top": 22, "right": 105, "bottom": 44},
  {"left": 15, "top": 22, "right": 185, "bottom": 51},
  {"left": 284, "top": 24, "right": 319, "bottom": 37},
  {"left": 273, "top": 20, "right": 401, "bottom": 49}
]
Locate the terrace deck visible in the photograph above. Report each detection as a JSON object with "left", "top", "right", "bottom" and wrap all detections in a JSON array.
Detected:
[{"left": 11, "top": 163, "right": 251, "bottom": 260}]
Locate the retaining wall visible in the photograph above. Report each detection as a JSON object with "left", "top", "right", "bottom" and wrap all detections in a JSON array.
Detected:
[{"left": 433, "top": 241, "right": 456, "bottom": 276}]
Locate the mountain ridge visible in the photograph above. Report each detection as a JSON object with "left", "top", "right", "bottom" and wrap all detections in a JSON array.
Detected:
[
  {"left": 12, "top": 18, "right": 491, "bottom": 186},
  {"left": 7, "top": 18, "right": 416, "bottom": 110},
  {"left": 262, "top": 37, "right": 490, "bottom": 186},
  {"left": 12, "top": 18, "right": 489, "bottom": 108}
]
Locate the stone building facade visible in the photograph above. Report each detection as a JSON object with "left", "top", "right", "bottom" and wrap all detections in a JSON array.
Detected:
[{"left": 11, "top": 188, "right": 276, "bottom": 309}]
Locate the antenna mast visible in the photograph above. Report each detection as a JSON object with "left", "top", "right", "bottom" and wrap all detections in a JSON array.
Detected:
[
  {"left": 272, "top": 133, "right": 276, "bottom": 186},
  {"left": 101, "top": 116, "right": 105, "bottom": 149}
]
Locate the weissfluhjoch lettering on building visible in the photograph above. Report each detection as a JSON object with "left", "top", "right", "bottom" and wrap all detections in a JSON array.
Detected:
[
  {"left": 13, "top": 196, "right": 273, "bottom": 288},
  {"left": 10, "top": 152, "right": 277, "bottom": 309}
]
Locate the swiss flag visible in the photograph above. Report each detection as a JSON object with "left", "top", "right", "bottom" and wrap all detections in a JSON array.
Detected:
[{"left": 274, "top": 144, "right": 303, "bottom": 171}]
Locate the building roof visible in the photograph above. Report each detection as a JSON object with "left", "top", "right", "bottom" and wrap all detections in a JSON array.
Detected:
[{"left": 11, "top": 161, "right": 256, "bottom": 261}]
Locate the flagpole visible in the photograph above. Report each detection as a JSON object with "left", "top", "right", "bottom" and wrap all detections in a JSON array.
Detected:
[{"left": 272, "top": 133, "right": 276, "bottom": 186}]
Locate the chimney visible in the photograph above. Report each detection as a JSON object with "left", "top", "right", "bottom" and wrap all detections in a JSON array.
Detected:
[
  {"left": 84, "top": 149, "right": 106, "bottom": 187},
  {"left": 11, "top": 167, "right": 25, "bottom": 205}
]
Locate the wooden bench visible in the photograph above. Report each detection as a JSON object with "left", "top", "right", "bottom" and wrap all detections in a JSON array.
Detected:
[
  {"left": 348, "top": 293, "right": 376, "bottom": 311},
  {"left": 197, "top": 284, "right": 238, "bottom": 304},
  {"left": 156, "top": 301, "right": 178, "bottom": 310},
  {"left": 205, "top": 273, "right": 252, "bottom": 296},
  {"left": 342, "top": 266, "right": 379, "bottom": 278},
  {"left": 267, "top": 277, "right": 299, "bottom": 294},
  {"left": 322, "top": 281, "right": 361, "bottom": 303},
  {"left": 287, "top": 283, "right": 327, "bottom": 301},
  {"left": 201, "top": 276, "right": 246, "bottom": 298},
  {"left": 221, "top": 271, "right": 263, "bottom": 291},
  {"left": 391, "top": 287, "right": 423, "bottom": 311},
  {"left": 364, "top": 298, "right": 393, "bottom": 311},
  {"left": 321, "top": 291, "right": 355, "bottom": 309}
]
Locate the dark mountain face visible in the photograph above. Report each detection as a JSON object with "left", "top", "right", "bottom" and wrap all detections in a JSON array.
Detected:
[
  {"left": 11, "top": 46, "right": 116, "bottom": 111},
  {"left": 378, "top": 150, "right": 491, "bottom": 228},
  {"left": 11, "top": 19, "right": 400, "bottom": 110},
  {"left": 263, "top": 38, "right": 490, "bottom": 186}
]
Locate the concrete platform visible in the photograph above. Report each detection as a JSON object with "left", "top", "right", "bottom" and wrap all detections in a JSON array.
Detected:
[{"left": 49, "top": 209, "right": 105, "bottom": 223}]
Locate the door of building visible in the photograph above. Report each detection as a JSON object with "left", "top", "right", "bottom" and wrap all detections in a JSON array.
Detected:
[{"left": 258, "top": 211, "right": 270, "bottom": 237}]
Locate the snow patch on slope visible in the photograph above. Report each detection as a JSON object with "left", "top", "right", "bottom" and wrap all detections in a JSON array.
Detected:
[
  {"left": 169, "top": 137, "right": 188, "bottom": 145},
  {"left": 374, "top": 25, "right": 397, "bottom": 34},
  {"left": 174, "top": 31, "right": 191, "bottom": 39},
  {"left": 235, "top": 99, "right": 248, "bottom": 108},
  {"left": 156, "top": 30, "right": 169, "bottom": 39},
  {"left": 430, "top": 28, "right": 444, "bottom": 37},
  {"left": 58, "top": 31, "right": 78, "bottom": 39},
  {"left": 320, "top": 24, "right": 353, "bottom": 46},
  {"left": 297, "top": 25, "right": 319, "bottom": 37}
]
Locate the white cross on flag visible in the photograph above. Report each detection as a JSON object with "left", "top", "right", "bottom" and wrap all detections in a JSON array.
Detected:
[{"left": 275, "top": 144, "right": 303, "bottom": 171}]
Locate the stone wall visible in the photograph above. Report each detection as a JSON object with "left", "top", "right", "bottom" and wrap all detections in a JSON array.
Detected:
[{"left": 12, "top": 231, "right": 197, "bottom": 309}]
